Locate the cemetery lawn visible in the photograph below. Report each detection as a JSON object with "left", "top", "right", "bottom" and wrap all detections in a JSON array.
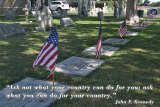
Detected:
[{"left": 0, "top": 16, "right": 160, "bottom": 107}]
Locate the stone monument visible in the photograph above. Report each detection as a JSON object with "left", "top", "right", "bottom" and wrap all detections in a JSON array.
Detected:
[
  {"left": 103, "top": 38, "right": 130, "bottom": 45},
  {"left": 0, "top": 77, "right": 69, "bottom": 107},
  {"left": 60, "top": 9, "right": 74, "bottom": 27},
  {"left": 4, "top": 10, "right": 15, "bottom": 20},
  {"left": 23, "top": 5, "right": 30, "bottom": 23},
  {"left": 0, "top": 23, "right": 25, "bottom": 38},
  {"left": 82, "top": 45, "right": 119, "bottom": 56},
  {"left": 55, "top": 56, "right": 104, "bottom": 76}
]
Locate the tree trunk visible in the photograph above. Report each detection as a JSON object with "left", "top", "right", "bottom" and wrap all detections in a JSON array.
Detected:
[
  {"left": 118, "top": 0, "right": 125, "bottom": 18},
  {"left": 126, "top": 0, "right": 137, "bottom": 20},
  {"left": 113, "top": 1, "right": 119, "bottom": 18},
  {"left": 78, "top": 0, "right": 82, "bottom": 16},
  {"left": 78, "top": 0, "right": 88, "bottom": 16}
]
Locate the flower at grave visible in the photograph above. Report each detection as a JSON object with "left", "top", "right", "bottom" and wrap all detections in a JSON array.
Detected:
[{"left": 33, "top": 26, "right": 59, "bottom": 80}]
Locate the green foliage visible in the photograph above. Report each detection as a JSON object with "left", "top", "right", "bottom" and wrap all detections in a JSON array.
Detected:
[
  {"left": 138, "top": 0, "right": 143, "bottom": 4},
  {"left": 144, "top": 0, "right": 149, "bottom": 3},
  {"left": 107, "top": 1, "right": 114, "bottom": 9},
  {"left": 150, "top": 2, "right": 160, "bottom": 7},
  {"left": 96, "top": 1, "right": 107, "bottom": 8}
]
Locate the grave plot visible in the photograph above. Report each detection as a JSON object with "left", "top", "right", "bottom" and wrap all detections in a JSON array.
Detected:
[
  {"left": 0, "top": 23, "right": 25, "bottom": 37},
  {"left": 126, "top": 31, "right": 139, "bottom": 37},
  {"left": 82, "top": 45, "right": 119, "bottom": 56},
  {"left": 0, "top": 77, "right": 69, "bottom": 107},
  {"left": 129, "top": 26, "right": 145, "bottom": 30},
  {"left": 102, "top": 38, "right": 130, "bottom": 45},
  {"left": 55, "top": 56, "right": 104, "bottom": 76}
]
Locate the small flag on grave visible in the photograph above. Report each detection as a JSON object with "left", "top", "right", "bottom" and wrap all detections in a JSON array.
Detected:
[
  {"left": 96, "top": 26, "right": 102, "bottom": 59},
  {"left": 118, "top": 20, "right": 127, "bottom": 38},
  {"left": 33, "top": 26, "right": 59, "bottom": 79}
]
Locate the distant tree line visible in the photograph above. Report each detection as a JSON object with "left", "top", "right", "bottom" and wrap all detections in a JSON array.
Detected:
[{"left": 69, "top": 1, "right": 113, "bottom": 8}]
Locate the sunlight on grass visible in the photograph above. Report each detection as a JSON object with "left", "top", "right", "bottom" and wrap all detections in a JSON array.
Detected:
[{"left": 0, "top": 16, "right": 159, "bottom": 107}]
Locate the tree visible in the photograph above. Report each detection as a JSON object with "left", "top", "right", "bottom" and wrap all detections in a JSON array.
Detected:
[
  {"left": 138, "top": 0, "right": 143, "bottom": 4},
  {"left": 126, "top": 0, "right": 137, "bottom": 21},
  {"left": 78, "top": 0, "right": 88, "bottom": 16},
  {"left": 118, "top": 0, "right": 125, "bottom": 18},
  {"left": 113, "top": 0, "right": 125, "bottom": 18}
]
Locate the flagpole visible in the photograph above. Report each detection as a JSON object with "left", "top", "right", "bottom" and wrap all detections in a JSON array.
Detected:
[
  {"left": 98, "top": 20, "right": 102, "bottom": 65},
  {"left": 52, "top": 70, "right": 55, "bottom": 94}
]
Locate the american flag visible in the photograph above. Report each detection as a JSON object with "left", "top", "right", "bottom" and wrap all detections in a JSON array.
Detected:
[
  {"left": 118, "top": 20, "right": 127, "bottom": 37},
  {"left": 96, "top": 26, "right": 102, "bottom": 59},
  {"left": 33, "top": 26, "right": 58, "bottom": 79}
]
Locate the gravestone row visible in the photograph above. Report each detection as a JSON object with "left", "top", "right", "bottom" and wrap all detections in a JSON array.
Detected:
[
  {"left": 0, "top": 16, "right": 146, "bottom": 107},
  {"left": 0, "top": 23, "right": 25, "bottom": 38}
]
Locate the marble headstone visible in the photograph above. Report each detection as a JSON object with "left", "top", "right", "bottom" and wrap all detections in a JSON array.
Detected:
[
  {"left": 126, "top": 31, "right": 139, "bottom": 37},
  {"left": 5, "top": 10, "right": 15, "bottom": 20},
  {"left": 0, "top": 28, "right": 6, "bottom": 37},
  {"left": 129, "top": 26, "right": 145, "bottom": 30},
  {"left": 0, "top": 77, "right": 69, "bottom": 107},
  {"left": 55, "top": 56, "right": 104, "bottom": 76},
  {"left": 102, "top": 38, "right": 130, "bottom": 45},
  {"left": 0, "top": 24, "right": 25, "bottom": 37},
  {"left": 82, "top": 45, "right": 119, "bottom": 56},
  {"left": 60, "top": 17, "right": 74, "bottom": 27}
]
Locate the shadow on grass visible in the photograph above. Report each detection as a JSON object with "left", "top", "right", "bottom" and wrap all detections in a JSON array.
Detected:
[{"left": 0, "top": 16, "right": 159, "bottom": 107}]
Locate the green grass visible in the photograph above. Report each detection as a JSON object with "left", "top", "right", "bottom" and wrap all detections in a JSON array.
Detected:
[{"left": 0, "top": 15, "right": 160, "bottom": 107}]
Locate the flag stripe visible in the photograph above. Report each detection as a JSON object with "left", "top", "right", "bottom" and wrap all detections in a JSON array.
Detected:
[
  {"left": 45, "top": 54, "right": 58, "bottom": 68},
  {"left": 43, "top": 49, "right": 58, "bottom": 67},
  {"left": 39, "top": 45, "right": 57, "bottom": 66},
  {"left": 36, "top": 44, "right": 55, "bottom": 66},
  {"left": 33, "top": 43, "right": 50, "bottom": 67},
  {"left": 96, "top": 27, "right": 102, "bottom": 58}
]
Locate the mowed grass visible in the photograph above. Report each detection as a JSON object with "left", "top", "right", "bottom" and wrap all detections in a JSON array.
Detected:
[{"left": 0, "top": 15, "right": 160, "bottom": 107}]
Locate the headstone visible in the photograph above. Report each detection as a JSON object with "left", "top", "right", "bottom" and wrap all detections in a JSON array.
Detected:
[
  {"left": 0, "top": 28, "right": 6, "bottom": 37},
  {"left": 102, "top": 38, "right": 130, "bottom": 45},
  {"left": 0, "top": 77, "right": 69, "bottom": 107},
  {"left": 98, "top": 12, "right": 103, "bottom": 21},
  {"left": 0, "top": 24, "right": 14, "bottom": 37},
  {"left": 0, "top": 23, "right": 25, "bottom": 37},
  {"left": 60, "top": 10, "right": 68, "bottom": 18},
  {"left": 55, "top": 56, "right": 104, "bottom": 76},
  {"left": 126, "top": 31, "right": 139, "bottom": 37},
  {"left": 129, "top": 26, "right": 145, "bottom": 30},
  {"left": 60, "top": 9, "right": 74, "bottom": 27},
  {"left": 4, "top": 10, "right": 15, "bottom": 20},
  {"left": 82, "top": 45, "right": 119, "bottom": 56},
  {"left": 10, "top": 24, "right": 25, "bottom": 34},
  {"left": 23, "top": 5, "right": 30, "bottom": 23},
  {"left": 60, "top": 18, "right": 74, "bottom": 27}
]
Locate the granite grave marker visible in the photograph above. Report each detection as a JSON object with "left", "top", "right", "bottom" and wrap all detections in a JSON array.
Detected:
[
  {"left": 55, "top": 56, "right": 104, "bottom": 76},
  {"left": 0, "top": 77, "right": 69, "bottom": 107},
  {"left": 82, "top": 45, "right": 119, "bottom": 56},
  {"left": 126, "top": 31, "right": 139, "bottom": 37},
  {"left": 102, "top": 38, "right": 130, "bottom": 45}
]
